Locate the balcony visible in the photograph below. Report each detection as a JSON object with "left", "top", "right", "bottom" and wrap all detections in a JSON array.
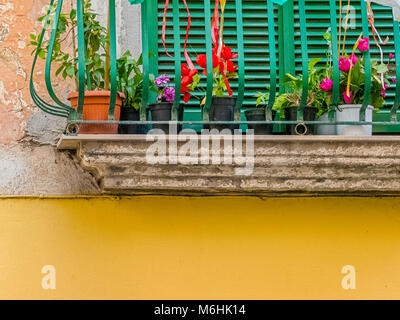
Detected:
[
  {"left": 32, "top": 0, "right": 400, "bottom": 194},
  {"left": 30, "top": 0, "right": 400, "bottom": 136}
]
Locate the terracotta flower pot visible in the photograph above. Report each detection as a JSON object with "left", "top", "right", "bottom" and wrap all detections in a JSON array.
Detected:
[{"left": 67, "top": 91, "right": 124, "bottom": 134}]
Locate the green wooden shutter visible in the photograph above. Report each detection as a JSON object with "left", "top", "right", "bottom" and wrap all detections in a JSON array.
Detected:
[
  {"left": 157, "top": 0, "right": 279, "bottom": 124},
  {"left": 156, "top": 0, "right": 398, "bottom": 132}
]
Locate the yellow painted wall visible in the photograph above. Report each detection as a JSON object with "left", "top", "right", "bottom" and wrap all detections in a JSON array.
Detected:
[{"left": 0, "top": 196, "right": 399, "bottom": 299}]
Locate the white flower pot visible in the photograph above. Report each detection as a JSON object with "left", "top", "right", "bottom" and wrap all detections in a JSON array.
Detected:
[
  {"left": 317, "top": 112, "right": 336, "bottom": 135},
  {"left": 336, "top": 104, "right": 374, "bottom": 136}
]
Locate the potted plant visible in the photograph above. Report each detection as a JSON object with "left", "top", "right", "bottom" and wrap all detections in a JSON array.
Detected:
[
  {"left": 149, "top": 74, "right": 175, "bottom": 133},
  {"left": 318, "top": 34, "right": 391, "bottom": 136},
  {"left": 116, "top": 51, "right": 144, "bottom": 134},
  {"left": 194, "top": 0, "right": 239, "bottom": 132},
  {"left": 246, "top": 92, "right": 276, "bottom": 135},
  {"left": 29, "top": 0, "right": 124, "bottom": 134},
  {"left": 272, "top": 58, "right": 328, "bottom": 135}
]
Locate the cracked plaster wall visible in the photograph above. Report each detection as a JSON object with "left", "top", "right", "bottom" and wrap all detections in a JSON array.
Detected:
[{"left": 0, "top": 0, "right": 141, "bottom": 195}]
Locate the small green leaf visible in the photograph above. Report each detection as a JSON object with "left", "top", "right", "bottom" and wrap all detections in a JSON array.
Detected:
[
  {"left": 38, "top": 49, "right": 46, "bottom": 60},
  {"left": 375, "top": 63, "right": 389, "bottom": 74}
]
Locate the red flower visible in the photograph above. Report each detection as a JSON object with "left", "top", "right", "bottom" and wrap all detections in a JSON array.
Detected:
[
  {"left": 188, "top": 69, "right": 198, "bottom": 77},
  {"left": 181, "top": 68, "right": 198, "bottom": 103},
  {"left": 227, "top": 60, "right": 238, "bottom": 73},
  {"left": 196, "top": 52, "right": 219, "bottom": 69},
  {"left": 181, "top": 84, "right": 191, "bottom": 94},
  {"left": 196, "top": 54, "right": 207, "bottom": 68},
  {"left": 183, "top": 92, "right": 191, "bottom": 103},
  {"left": 221, "top": 46, "right": 238, "bottom": 60},
  {"left": 181, "top": 75, "right": 192, "bottom": 86},
  {"left": 181, "top": 64, "right": 190, "bottom": 76},
  {"left": 219, "top": 61, "right": 225, "bottom": 73}
]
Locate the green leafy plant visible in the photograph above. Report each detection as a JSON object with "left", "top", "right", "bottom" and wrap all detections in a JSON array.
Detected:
[
  {"left": 256, "top": 58, "right": 329, "bottom": 117},
  {"left": 117, "top": 51, "right": 143, "bottom": 110},
  {"left": 29, "top": 0, "right": 109, "bottom": 91}
]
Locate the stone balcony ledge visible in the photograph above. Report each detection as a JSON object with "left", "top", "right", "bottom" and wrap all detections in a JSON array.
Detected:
[{"left": 58, "top": 134, "right": 400, "bottom": 195}]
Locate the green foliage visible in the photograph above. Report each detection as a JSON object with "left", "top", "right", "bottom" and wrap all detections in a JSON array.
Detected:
[
  {"left": 29, "top": 0, "right": 108, "bottom": 90},
  {"left": 256, "top": 33, "right": 392, "bottom": 116},
  {"left": 212, "top": 68, "right": 238, "bottom": 97},
  {"left": 117, "top": 51, "right": 143, "bottom": 110},
  {"left": 188, "top": 73, "right": 201, "bottom": 92},
  {"left": 256, "top": 58, "right": 330, "bottom": 117},
  {"left": 255, "top": 91, "right": 269, "bottom": 107}
]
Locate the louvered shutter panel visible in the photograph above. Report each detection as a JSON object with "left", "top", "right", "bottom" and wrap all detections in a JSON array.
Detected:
[
  {"left": 157, "top": 0, "right": 278, "bottom": 123},
  {"left": 156, "top": 0, "right": 398, "bottom": 132}
]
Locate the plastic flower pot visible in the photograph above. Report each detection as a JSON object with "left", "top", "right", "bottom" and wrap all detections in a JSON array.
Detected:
[
  {"left": 118, "top": 106, "right": 145, "bottom": 134},
  {"left": 209, "top": 97, "right": 237, "bottom": 132},
  {"left": 336, "top": 104, "right": 374, "bottom": 136},
  {"left": 67, "top": 90, "right": 124, "bottom": 134},
  {"left": 149, "top": 102, "right": 172, "bottom": 134},
  {"left": 245, "top": 108, "right": 276, "bottom": 135},
  {"left": 284, "top": 106, "right": 318, "bottom": 135},
  {"left": 317, "top": 112, "right": 336, "bottom": 135}
]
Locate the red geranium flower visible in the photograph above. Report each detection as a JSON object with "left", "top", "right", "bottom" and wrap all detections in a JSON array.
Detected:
[
  {"left": 183, "top": 92, "right": 191, "bottom": 103},
  {"left": 181, "top": 84, "right": 191, "bottom": 94},
  {"left": 221, "top": 46, "right": 238, "bottom": 60},
  {"left": 181, "top": 67, "right": 198, "bottom": 103},
  {"left": 226, "top": 60, "right": 238, "bottom": 73},
  {"left": 196, "top": 51, "right": 219, "bottom": 69},
  {"left": 181, "top": 64, "right": 190, "bottom": 76},
  {"left": 188, "top": 69, "right": 198, "bottom": 77},
  {"left": 181, "top": 75, "right": 192, "bottom": 86},
  {"left": 219, "top": 61, "right": 225, "bottom": 73}
]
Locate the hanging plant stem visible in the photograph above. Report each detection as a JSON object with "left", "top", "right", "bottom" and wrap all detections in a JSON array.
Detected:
[
  {"left": 70, "top": 0, "right": 78, "bottom": 91},
  {"left": 341, "top": 0, "right": 351, "bottom": 56},
  {"left": 338, "top": 0, "right": 342, "bottom": 55},
  {"left": 346, "top": 32, "right": 363, "bottom": 96},
  {"left": 217, "top": 0, "right": 226, "bottom": 57},
  {"left": 104, "top": 2, "right": 111, "bottom": 90}
]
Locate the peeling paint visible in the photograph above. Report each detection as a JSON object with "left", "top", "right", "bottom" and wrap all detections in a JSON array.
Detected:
[{"left": 0, "top": 22, "right": 10, "bottom": 42}]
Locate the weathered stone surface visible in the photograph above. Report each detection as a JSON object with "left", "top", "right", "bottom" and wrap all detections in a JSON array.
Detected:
[
  {"left": 26, "top": 111, "right": 67, "bottom": 146},
  {"left": 0, "top": 142, "right": 100, "bottom": 196},
  {"left": 58, "top": 135, "right": 400, "bottom": 195}
]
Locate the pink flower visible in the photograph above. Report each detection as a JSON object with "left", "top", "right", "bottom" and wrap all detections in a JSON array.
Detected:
[
  {"left": 393, "top": 77, "right": 397, "bottom": 83},
  {"left": 349, "top": 54, "right": 358, "bottom": 66},
  {"left": 382, "top": 83, "right": 389, "bottom": 98},
  {"left": 358, "top": 37, "right": 369, "bottom": 51},
  {"left": 339, "top": 57, "right": 351, "bottom": 72},
  {"left": 388, "top": 65, "right": 391, "bottom": 70},
  {"left": 319, "top": 77, "right": 333, "bottom": 91},
  {"left": 342, "top": 91, "right": 352, "bottom": 104},
  {"left": 389, "top": 53, "right": 395, "bottom": 59}
]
